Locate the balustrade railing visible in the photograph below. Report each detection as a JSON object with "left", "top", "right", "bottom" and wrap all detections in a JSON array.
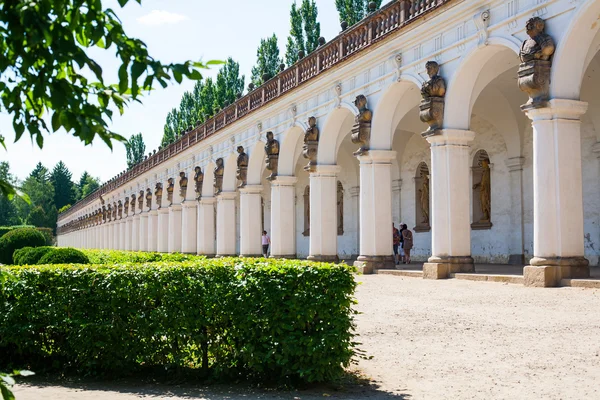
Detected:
[{"left": 59, "top": 0, "right": 453, "bottom": 223}]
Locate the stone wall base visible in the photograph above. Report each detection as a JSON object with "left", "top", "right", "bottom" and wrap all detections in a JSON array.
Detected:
[
  {"left": 508, "top": 254, "right": 525, "bottom": 265},
  {"left": 239, "top": 254, "right": 264, "bottom": 258},
  {"left": 307, "top": 255, "right": 339, "bottom": 262},
  {"left": 524, "top": 257, "right": 590, "bottom": 287},
  {"left": 271, "top": 254, "right": 298, "bottom": 260},
  {"left": 354, "top": 255, "right": 395, "bottom": 274},
  {"left": 423, "top": 256, "right": 475, "bottom": 280}
]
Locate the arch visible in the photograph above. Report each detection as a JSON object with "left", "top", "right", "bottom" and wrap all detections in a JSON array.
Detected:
[
  {"left": 278, "top": 123, "right": 306, "bottom": 176},
  {"left": 317, "top": 105, "right": 356, "bottom": 165},
  {"left": 371, "top": 80, "right": 422, "bottom": 150},
  {"left": 201, "top": 161, "right": 215, "bottom": 198},
  {"left": 222, "top": 153, "right": 238, "bottom": 192},
  {"left": 246, "top": 141, "right": 267, "bottom": 185},
  {"left": 444, "top": 42, "right": 520, "bottom": 130},
  {"left": 551, "top": 0, "right": 600, "bottom": 99}
]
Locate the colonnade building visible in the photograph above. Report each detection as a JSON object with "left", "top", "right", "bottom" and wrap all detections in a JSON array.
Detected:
[{"left": 58, "top": 0, "right": 600, "bottom": 287}]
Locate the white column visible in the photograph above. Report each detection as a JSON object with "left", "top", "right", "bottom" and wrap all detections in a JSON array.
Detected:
[
  {"left": 181, "top": 202, "right": 198, "bottom": 254},
  {"left": 139, "top": 213, "right": 149, "bottom": 252},
  {"left": 216, "top": 192, "right": 237, "bottom": 257},
  {"left": 197, "top": 198, "right": 216, "bottom": 256},
  {"left": 157, "top": 208, "right": 169, "bottom": 253},
  {"left": 308, "top": 167, "right": 339, "bottom": 261},
  {"left": 168, "top": 204, "right": 182, "bottom": 253},
  {"left": 125, "top": 218, "right": 132, "bottom": 251},
  {"left": 270, "top": 176, "right": 297, "bottom": 258},
  {"left": 505, "top": 157, "right": 525, "bottom": 265},
  {"left": 423, "top": 129, "right": 475, "bottom": 279},
  {"left": 239, "top": 185, "right": 263, "bottom": 257},
  {"left": 354, "top": 151, "right": 396, "bottom": 273},
  {"left": 148, "top": 210, "right": 158, "bottom": 252},
  {"left": 132, "top": 215, "right": 140, "bottom": 251},
  {"left": 112, "top": 222, "right": 120, "bottom": 250},
  {"left": 523, "top": 99, "right": 589, "bottom": 286},
  {"left": 103, "top": 224, "right": 109, "bottom": 249}
]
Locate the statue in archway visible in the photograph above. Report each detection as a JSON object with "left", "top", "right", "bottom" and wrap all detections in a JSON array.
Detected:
[
  {"left": 102, "top": 205, "right": 107, "bottom": 223},
  {"left": 130, "top": 194, "right": 136, "bottom": 214},
  {"left": 138, "top": 190, "right": 144, "bottom": 211},
  {"left": 145, "top": 188, "right": 152, "bottom": 209},
  {"left": 351, "top": 95, "right": 372, "bottom": 156},
  {"left": 419, "top": 174, "right": 430, "bottom": 224},
  {"left": 264, "top": 132, "right": 279, "bottom": 181},
  {"left": 236, "top": 146, "right": 248, "bottom": 187},
  {"left": 124, "top": 197, "right": 129, "bottom": 216},
  {"left": 303, "top": 116, "right": 319, "bottom": 171},
  {"left": 518, "top": 17, "right": 555, "bottom": 109},
  {"left": 420, "top": 61, "right": 445, "bottom": 137},
  {"left": 194, "top": 166, "right": 204, "bottom": 200},
  {"left": 214, "top": 158, "right": 224, "bottom": 195},
  {"left": 179, "top": 172, "right": 188, "bottom": 200},
  {"left": 154, "top": 182, "right": 163, "bottom": 209},
  {"left": 166, "top": 178, "right": 174, "bottom": 206},
  {"left": 112, "top": 202, "right": 117, "bottom": 220},
  {"left": 473, "top": 159, "right": 491, "bottom": 222}
]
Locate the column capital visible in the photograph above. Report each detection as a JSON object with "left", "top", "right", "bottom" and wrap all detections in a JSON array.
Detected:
[
  {"left": 310, "top": 165, "right": 341, "bottom": 177},
  {"left": 426, "top": 129, "right": 475, "bottom": 146},
  {"left": 170, "top": 204, "right": 182, "bottom": 211},
  {"left": 505, "top": 156, "right": 525, "bottom": 172},
  {"left": 199, "top": 197, "right": 216, "bottom": 205},
  {"left": 158, "top": 208, "right": 169, "bottom": 215},
  {"left": 524, "top": 99, "right": 588, "bottom": 122},
  {"left": 357, "top": 150, "right": 397, "bottom": 164},
  {"left": 271, "top": 176, "right": 298, "bottom": 186},
  {"left": 148, "top": 210, "right": 158, "bottom": 216},
  {"left": 239, "top": 185, "right": 263, "bottom": 195},
  {"left": 181, "top": 201, "right": 198, "bottom": 209},
  {"left": 217, "top": 191, "right": 237, "bottom": 200}
]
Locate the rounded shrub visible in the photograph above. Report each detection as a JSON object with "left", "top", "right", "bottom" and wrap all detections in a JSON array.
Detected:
[
  {"left": 13, "top": 246, "right": 54, "bottom": 265},
  {"left": 0, "top": 227, "right": 46, "bottom": 264},
  {"left": 38, "top": 248, "right": 90, "bottom": 265}
]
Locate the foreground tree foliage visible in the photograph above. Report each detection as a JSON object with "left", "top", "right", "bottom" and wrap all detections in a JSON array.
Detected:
[
  {"left": 0, "top": 0, "right": 217, "bottom": 197},
  {"left": 125, "top": 133, "right": 146, "bottom": 168},
  {"left": 335, "top": 0, "right": 383, "bottom": 26}
]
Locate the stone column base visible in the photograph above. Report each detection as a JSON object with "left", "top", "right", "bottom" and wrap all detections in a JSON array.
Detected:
[
  {"left": 524, "top": 257, "right": 590, "bottom": 287},
  {"left": 215, "top": 254, "right": 236, "bottom": 258},
  {"left": 353, "top": 255, "right": 395, "bottom": 274},
  {"left": 239, "top": 254, "right": 264, "bottom": 258},
  {"left": 270, "top": 254, "right": 298, "bottom": 260},
  {"left": 197, "top": 254, "right": 215, "bottom": 258},
  {"left": 307, "top": 255, "right": 338, "bottom": 262},
  {"left": 423, "top": 256, "right": 474, "bottom": 280}
]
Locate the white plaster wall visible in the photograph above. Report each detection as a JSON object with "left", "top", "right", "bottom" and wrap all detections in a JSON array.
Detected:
[{"left": 580, "top": 114, "right": 600, "bottom": 266}]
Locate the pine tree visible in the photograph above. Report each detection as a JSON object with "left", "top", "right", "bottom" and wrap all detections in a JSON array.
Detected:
[
  {"left": 125, "top": 133, "right": 146, "bottom": 168},
  {"left": 335, "top": 0, "right": 382, "bottom": 26},
  {"left": 50, "top": 161, "right": 76, "bottom": 210},
  {"left": 16, "top": 163, "right": 57, "bottom": 229},
  {"left": 251, "top": 34, "right": 282, "bottom": 87}
]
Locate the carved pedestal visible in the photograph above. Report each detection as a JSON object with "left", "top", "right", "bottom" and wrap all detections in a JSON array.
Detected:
[
  {"left": 351, "top": 122, "right": 371, "bottom": 156},
  {"left": 419, "top": 97, "right": 444, "bottom": 136},
  {"left": 303, "top": 141, "right": 318, "bottom": 171},
  {"left": 266, "top": 155, "right": 279, "bottom": 181},
  {"left": 518, "top": 60, "right": 551, "bottom": 110}
]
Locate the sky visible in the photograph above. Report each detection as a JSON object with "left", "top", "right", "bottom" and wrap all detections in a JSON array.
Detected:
[{"left": 0, "top": 0, "right": 363, "bottom": 182}]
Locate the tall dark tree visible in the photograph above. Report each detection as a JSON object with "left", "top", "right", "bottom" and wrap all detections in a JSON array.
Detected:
[
  {"left": 0, "top": 0, "right": 217, "bottom": 198},
  {"left": 15, "top": 163, "right": 57, "bottom": 229},
  {"left": 0, "top": 162, "right": 18, "bottom": 226},
  {"left": 251, "top": 34, "right": 283, "bottom": 87},
  {"left": 126, "top": 133, "right": 146, "bottom": 168},
  {"left": 213, "top": 58, "right": 245, "bottom": 111},
  {"left": 335, "top": 0, "right": 382, "bottom": 26},
  {"left": 50, "top": 161, "right": 76, "bottom": 210}
]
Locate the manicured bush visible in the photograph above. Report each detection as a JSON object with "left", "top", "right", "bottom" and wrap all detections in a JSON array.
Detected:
[
  {"left": 12, "top": 246, "right": 54, "bottom": 265},
  {"left": 0, "top": 258, "right": 357, "bottom": 383},
  {"left": 81, "top": 249, "right": 204, "bottom": 264},
  {"left": 0, "top": 228, "right": 46, "bottom": 264},
  {"left": 37, "top": 248, "right": 90, "bottom": 265},
  {"left": 0, "top": 226, "right": 54, "bottom": 245},
  {"left": 36, "top": 228, "right": 54, "bottom": 246}
]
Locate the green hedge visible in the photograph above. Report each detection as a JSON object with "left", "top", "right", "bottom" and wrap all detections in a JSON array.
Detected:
[
  {"left": 0, "top": 228, "right": 47, "bottom": 264},
  {"left": 38, "top": 248, "right": 89, "bottom": 265},
  {"left": 0, "top": 258, "right": 357, "bottom": 383},
  {"left": 81, "top": 249, "right": 205, "bottom": 264},
  {"left": 13, "top": 246, "right": 54, "bottom": 265},
  {"left": 0, "top": 226, "right": 53, "bottom": 245}
]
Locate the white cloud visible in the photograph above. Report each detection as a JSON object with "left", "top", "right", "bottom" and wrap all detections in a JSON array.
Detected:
[{"left": 137, "top": 10, "right": 189, "bottom": 26}]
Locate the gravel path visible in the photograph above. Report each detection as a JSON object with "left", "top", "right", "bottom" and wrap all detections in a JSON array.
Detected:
[{"left": 12, "top": 275, "right": 600, "bottom": 399}]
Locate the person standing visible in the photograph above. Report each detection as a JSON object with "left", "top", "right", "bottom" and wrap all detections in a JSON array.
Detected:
[
  {"left": 262, "top": 231, "right": 270, "bottom": 258},
  {"left": 392, "top": 223, "right": 401, "bottom": 265},
  {"left": 401, "top": 224, "right": 413, "bottom": 264},
  {"left": 399, "top": 222, "right": 406, "bottom": 260}
]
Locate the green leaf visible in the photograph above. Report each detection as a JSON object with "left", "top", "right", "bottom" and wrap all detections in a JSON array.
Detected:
[
  {"left": 1, "top": 384, "right": 16, "bottom": 400},
  {"left": 118, "top": 63, "right": 129, "bottom": 94}
]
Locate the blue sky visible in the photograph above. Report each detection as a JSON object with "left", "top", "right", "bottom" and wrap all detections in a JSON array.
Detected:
[{"left": 0, "top": 0, "right": 367, "bottom": 182}]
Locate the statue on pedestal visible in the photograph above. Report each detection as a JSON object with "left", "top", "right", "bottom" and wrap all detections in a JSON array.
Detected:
[
  {"left": 518, "top": 17, "right": 555, "bottom": 109},
  {"left": 130, "top": 194, "right": 136, "bottom": 214},
  {"left": 138, "top": 190, "right": 144, "bottom": 211},
  {"left": 236, "top": 146, "right": 248, "bottom": 187},
  {"left": 117, "top": 201, "right": 123, "bottom": 219},
  {"left": 145, "top": 188, "right": 152, "bottom": 209},
  {"left": 214, "top": 158, "right": 224, "bottom": 195},
  {"left": 154, "top": 182, "right": 163, "bottom": 209},
  {"left": 473, "top": 159, "right": 491, "bottom": 222},
  {"left": 167, "top": 178, "right": 174, "bottom": 206},
  {"left": 179, "top": 172, "right": 188, "bottom": 200},
  {"left": 124, "top": 197, "right": 129, "bottom": 216},
  {"left": 420, "top": 61, "right": 446, "bottom": 136},
  {"left": 112, "top": 202, "right": 117, "bottom": 220},
  {"left": 303, "top": 116, "right": 319, "bottom": 171},
  {"left": 194, "top": 166, "right": 204, "bottom": 200},
  {"left": 264, "top": 132, "right": 279, "bottom": 181},
  {"left": 419, "top": 174, "right": 430, "bottom": 224},
  {"left": 350, "top": 95, "right": 372, "bottom": 156},
  {"left": 102, "top": 205, "right": 107, "bottom": 223}
]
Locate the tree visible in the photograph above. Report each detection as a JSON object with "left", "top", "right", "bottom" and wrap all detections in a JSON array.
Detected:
[
  {"left": 286, "top": 0, "right": 321, "bottom": 66},
  {"left": 80, "top": 175, "right": 101, "bottom": 199},
  {"left": 50, "top": 161, "right": 76, "bottom": 211},
  {"left": 213, "top": 58, "right": 245, "bottom": 111},
  {"left": 335, "top": 0, "right": 382, "bottom": 26},
  {"left": 15, "top": 163, "right": 57, "bottom": 229},
  {"left": 251, "top": 35, "right": 283, "bottom": 87},
  {"left": 125, "top": 133, "right": 146, "bottom": 168},
  {"left": 0, "top": 0, "right": 219, "bottom": 198},
  {"left": 0, "top": 162, "right": 18, "bottom": 226}
]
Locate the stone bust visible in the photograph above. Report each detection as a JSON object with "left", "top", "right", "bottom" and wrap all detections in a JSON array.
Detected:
[
  {"left": 138, "top": 190, "right": 144, "bottom": 211},
  {"left": 124, "top": 197, "right": 129, "bottom": 215},
  {"left": 214, "top": 158, "right": 224, "bottom": 195},
  {"left": 130, "top": 194, "right": 136, "bottom": 214},
  {"left": 166, "top": 178, "right": 174, "bottom": 206},
  {"left": 303, "top": 116, "right": 319, "bottom": 171},
  {"left": 194, "top": 166, "right": 204, "bottom": 200},
  {"left": 520, "top": 17, "right": 555, "bottom": 63},
  {"left": 350, "top": 95, "right": 372, "bottom": 156},
  {"left": 236, "top": 146, "right": 249, "bottom": 188},
  {"left": 179, "top": 172, "right": 188, "bottom": 200},
  {"left": 420, "top": 61, "right": 446, "bottom": 136},
  {"left": 145, "top": 188, "right": 152, "bottom": 209},
  {"left": 421, "top": 61, "right": 446, "bottom": 99},
  {"left": 154, "top": 182, "right": 163, "bottom": 209},
  {"left": 264, "top": 131, "right": 280, "bottom": 180}
]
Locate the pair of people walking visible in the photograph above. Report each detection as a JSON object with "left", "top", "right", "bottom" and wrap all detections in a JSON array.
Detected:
[{"left": 393, "top": 223, "right": 412, "bottom": 265}]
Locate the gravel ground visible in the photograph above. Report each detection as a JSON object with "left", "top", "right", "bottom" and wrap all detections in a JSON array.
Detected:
[{"left": 12, "top": 275, "right": 600, "bottom": 399}]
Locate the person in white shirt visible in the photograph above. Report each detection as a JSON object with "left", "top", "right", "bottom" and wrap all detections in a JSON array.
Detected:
[{"left": 262, "top": 231, "right": 270, "bottom": 257}]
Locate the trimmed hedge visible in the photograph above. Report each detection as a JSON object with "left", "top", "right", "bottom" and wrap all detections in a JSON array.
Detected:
[
  {"left": 0, "top": 258, "right": 357, "bottom": 383},
  {"left": 0, "top": 226, "right": 54, "bottom": 245},
  {"left": 0, "top": 228, "right": 46, "bottom": 264},
  {"left": 12, "top": 246, "right": 54, "bottom": 265},
  {"left": 81, "top": 249, "right": 205, "bottom": 264},
  {"left": 38, "top": 248, "right": 89, "bottom": 265}
]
